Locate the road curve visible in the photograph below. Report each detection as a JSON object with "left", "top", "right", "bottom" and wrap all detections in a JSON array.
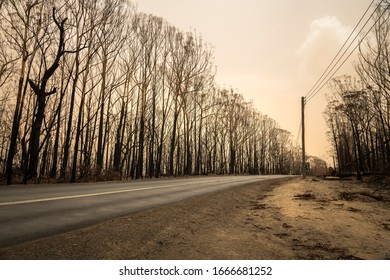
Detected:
[{"left": 0, "top": 175, "right": 295, "bottom": 248}]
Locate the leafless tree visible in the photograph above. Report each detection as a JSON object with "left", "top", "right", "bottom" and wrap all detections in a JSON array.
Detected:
[
  {"left": 23, "top": 7, "right": 69, "bottom": 183},
  {"left": 325, "top": 2, "right": 390, "bottom": 175},
  {"left": 1, "top": 0, "right": 303, "bottom": 184},
  {"left": 356, "top": 2, "right": 390, "bottom": 167},
  {"left": 2, "top": 0, "right": 46, "bottom": 184}
]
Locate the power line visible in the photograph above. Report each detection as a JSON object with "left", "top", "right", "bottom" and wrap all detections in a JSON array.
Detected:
[
  {"left": 304, "top": 0, "right": 380, "bottom": 103},
  {"left": 305, "top": 0, "right": 375, "bottom": 101},
  {"left": 306, "top": 1, "right": 390, "bottom": 104},
  {"left": 305, "top": 0, "right": 380, "bottom": 102}
]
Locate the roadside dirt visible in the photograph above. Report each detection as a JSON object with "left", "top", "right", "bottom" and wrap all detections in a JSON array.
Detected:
[{"left": 0, "top": 176, "right": 389, "bottom": 260}]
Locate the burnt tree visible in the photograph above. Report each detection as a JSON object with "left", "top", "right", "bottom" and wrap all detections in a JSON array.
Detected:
[{"left": 23, "top": 8, "right": 68, "bottom": 183}]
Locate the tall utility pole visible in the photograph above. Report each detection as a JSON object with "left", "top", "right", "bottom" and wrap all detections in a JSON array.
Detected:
[{"left": 301, "top": 97, "right": 306, "bottom": 178}]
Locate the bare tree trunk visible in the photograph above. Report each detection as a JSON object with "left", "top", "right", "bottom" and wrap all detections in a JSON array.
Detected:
[
  {"left": 136, "top": 86, "right": 146, "bottom": 179},
  {"left": 50, "top": 60, "right": 69, "bottom": 179},
  {"left": 5, "top": 2, "right": 38, "bottom": 184},
  {"left": 113, "top": 100, "right": 126, "bottom": 173},
  {"left": 61, "top": 50, "right": 80, "bottom": 180},
  {"left": 96, "top": 55, "right": 107, "bottom": 177},
  {"left": 148, "top": 86, "right": 156, "bottom": 178},
  {"left": 169, "top": 105, "right": 179, "bottom": 176},
  {"left": 23, "top": 9, "right": 67, "bottom": 183}
]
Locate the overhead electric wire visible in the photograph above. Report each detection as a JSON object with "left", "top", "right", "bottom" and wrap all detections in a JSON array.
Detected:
[
  {"left": 304, "top": 0, "right": 375, "bottom": 101},
  {"left": 304, "top": 0, "right": 382, "bottom": 103},
  {"left": 305, "top": 0, "right": 379, "bottom": 102},
  {"left": 305, "top": 0, "right": 389, "bottom": 104}
]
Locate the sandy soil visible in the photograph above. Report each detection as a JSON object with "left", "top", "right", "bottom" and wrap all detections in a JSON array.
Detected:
[{"left": 0, "top": 176, "right": 389, "bottom": 260}]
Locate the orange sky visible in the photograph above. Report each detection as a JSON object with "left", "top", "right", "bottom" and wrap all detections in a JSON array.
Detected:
[{"left": 136, "top": 0, "right": 373, "bottom": 162}]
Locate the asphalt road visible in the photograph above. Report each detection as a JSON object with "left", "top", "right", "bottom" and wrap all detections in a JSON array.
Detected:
[{"left": 0, "top": 175, "right": 295, "bottom": 248}]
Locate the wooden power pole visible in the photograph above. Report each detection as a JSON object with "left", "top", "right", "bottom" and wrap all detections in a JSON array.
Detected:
[{"left": 301, "top": 97, "right": 306, "bottom": 178}]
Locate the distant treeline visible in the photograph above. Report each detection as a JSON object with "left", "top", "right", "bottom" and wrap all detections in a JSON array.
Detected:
[{"left": 0, "top": 0, "right": 305, "bottom": 184}]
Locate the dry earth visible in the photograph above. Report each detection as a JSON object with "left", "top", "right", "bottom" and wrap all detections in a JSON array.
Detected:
[{"left": 0, "top": 176, "right": 389, "bottom": 260}]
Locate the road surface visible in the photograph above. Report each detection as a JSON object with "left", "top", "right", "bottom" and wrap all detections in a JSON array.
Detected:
[{"left": 0, "top": 175, "right": 295, "bottom": 248}]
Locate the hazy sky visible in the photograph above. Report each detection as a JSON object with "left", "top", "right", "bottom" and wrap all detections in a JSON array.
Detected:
[{"left": 135, "top": 0, "right": 372, "bottom": 162}]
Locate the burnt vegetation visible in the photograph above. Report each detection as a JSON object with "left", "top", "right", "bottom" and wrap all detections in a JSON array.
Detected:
[
  {"left": 0, "top": 0, "right": 306, "bottom": 184},
  {"left": 324, "top": 3, "right": 390, "bottom": 178}
]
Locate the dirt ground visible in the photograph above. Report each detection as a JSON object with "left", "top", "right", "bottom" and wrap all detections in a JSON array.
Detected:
[{"left": 0, "top": 176, "right": 389, "bottom": 260}]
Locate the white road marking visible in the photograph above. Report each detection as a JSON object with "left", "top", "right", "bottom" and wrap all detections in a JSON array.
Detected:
[
  {"left": 0, "top": 183, "right": 188, "bottom": 206},
  {"left": 0, "top": 176, "right": 274, "bottom": 207}
]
